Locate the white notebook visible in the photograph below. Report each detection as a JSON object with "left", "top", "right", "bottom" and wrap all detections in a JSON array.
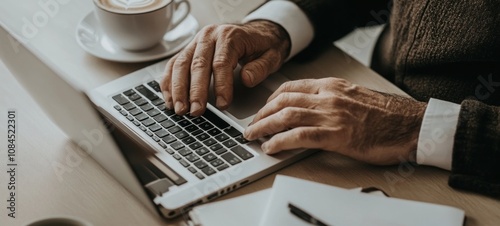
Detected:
[{"left": 189, "top": 175, "right": 465, "bottom": 226}]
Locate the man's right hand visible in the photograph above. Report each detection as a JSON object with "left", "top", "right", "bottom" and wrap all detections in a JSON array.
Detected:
[{"left": 160, "top": 20, "right": 291, "bottom": 116}]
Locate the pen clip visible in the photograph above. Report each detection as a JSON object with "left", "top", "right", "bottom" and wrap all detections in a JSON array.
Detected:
[{"left": 288, "top": 203, "right": 329, "bottom": 226}]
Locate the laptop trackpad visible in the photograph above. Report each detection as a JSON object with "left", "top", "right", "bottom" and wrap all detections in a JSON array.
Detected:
[{"left": 209, "top": 70, "right": 289, "bottom": 120}]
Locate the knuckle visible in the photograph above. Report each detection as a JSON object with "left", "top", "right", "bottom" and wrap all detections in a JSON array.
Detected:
[
  {"left": 212, "top": 59, "right": 229, "bottom": 71},
  {"left": 173, "top": 56, "right": 191, "bottom": 69},
  {"left": 279, "top": 107, "right": 296, "bottom": 123},
  {"left": 191, "top": 56, "right": 210, "bottom": 71}
]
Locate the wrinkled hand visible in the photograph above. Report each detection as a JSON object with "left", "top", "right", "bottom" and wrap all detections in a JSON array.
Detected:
[
  {"left": 244, "top": 78, "right": 427, "bottom": 165},
  {"left": 160, "top": 21, "right": 291, "bottom": 116}
]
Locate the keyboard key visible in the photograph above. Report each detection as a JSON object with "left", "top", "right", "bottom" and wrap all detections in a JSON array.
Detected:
[
  {"left": 195, "top": 147, "right": 210, "bottom": 156},
  {"left": 201, "top": 166, "right": 216, "bottom": 176},
  {"left": 151, "top": 99, "right": 164, "bottom": 106},
  {"left": 113, "top": 105, "right": 121, "bottom": 111},
  {"left": 149, "top": 124, "right": 162, "bottom": 132},
  {"left": 203, "top": 138, "right": 217, "bottom": 147},
  {"left": 126, "top": 115, "right": 134, "bottom": 121},
  {"left": 209, "top": 143, "right": 223, "bottom": 152},
  {"left": 164, "top": 109, "right": 175, "bottom": 116},
  {"left": 235, "top": 135, "right": 249, "bottom": 144},
  {"left": 207, "top": 128, "right": 222, "bottom": 136},
  {"left": 178, "top": 120, "right": 192, "bottom": 128},
  {"left": 147, "top": 80, "right": 161, "bottom": 92},
  {"left": 123, "top": 89, "right": 136, "bottom": 96},
  {"left": 214, "top": 148, "right": 227, "bottom": 155},
  {"left": 188, "top": 167, "right": 197, "bottom": 173},
  {"left": 221, "top": 152, "right": 241, "bottom": 165},
  {"left": 189, "top": 142, "right": 202, "bottom": 150},
  {"left": 161, "top": 120, "right": 175, "bottom": 128},
  {"left": 185, "top": 125, "right": 199, "bottom": 132},
  {"left": 191, "top": 117, "right": 206, "bottom": 124},
  {"left": 157, "top": 105, "right": 166, "bottom": 111},
  {"left": 129, "top": 93, "right": 141, "bottom": 101},
  {"left": 134, "top": 98, "right": 147, "bottom": 106},
  {"left": 120, "top": 110, "right": 128, "bottom": 116},
  {"left": 136, "top": 85, "right": 159, "bottom": 101},
  {"left": 140, "top": 103, "right": 154, "bottom": 112},
  {"left": 179, "top": 159, "right": 189, "bottom": 167},
  {"left": 133, "top": 121, "right": 141, "bottom": 126},
  {"left": 171, "top": 142, "right": 185, "bottom": 150},
  {"left": 173, "top": 154, "right": 181, "bottom": 160},
  {"left": 194, "top": 160, "right": 207, "bottom": 169},
  {"left": 147, "top": 109, "right": 161, "bottom": 117},
  {"left": 153, "top": 114, "right": 168, "bottom": 122},
  {"left": 139, "top": 126, "right": 147, "bottom": 132},
  {"left": 203, "top": 153, "right": 217, "bottom": 162},
  {"left": 158, "top": 142, "right": 167, "bottom": 149},
  {"left": 181, "top": 136, "right": 196, "bottom": 145},
  {"left": 178, "top": 148, "right": 192, "bottom": 156},
  {"left": 168, "top": 126, "right": 182, "bottom": 134},
  {"left": 170, "top": 114, "right": 184, "bottom": 122},
  {"left": 135, "top": 113, "right": 148, "bottom": 121},
  {"left": 222, "top": 139, "right": 237, "bottom": 148},
  {"left": 146, "top": 131, "right": 154, "bottom": 137},
  {"left": 185, "top": 153, "right": 200, "bottom": 162},
  {"left": 214, "top": 133, "right": 229, "bottom": 142},
  {"left": 164, "top": 148, "right": 174, "bottom": 155},
  {"left": 152, "top": 136, "right": 160, "bottom": 142},
  {"left": 192, "top": 129, "right": 203, "bottom": 136},
  {"left": 196, "top": 133, "right": 209, "bottom": 141},
  {"left": 231, "top": 146, "right": 254, "bottom": 160},
  {"left": 195, "top": 172, "right": 205, "bottom": 179},
  {"left": 223, "top": 127, "right": 241, "bottom": 137},
  {"left": 174, "top": 131, "right": 189, "bottom": 139},
  {"left": 199, "top": 122, "right": 214, "bottom": 130},
  {"left": 162, "top": 135, "right": 176, "bottom": 144},
  {"left": 123, "top": 102, "right": 136, "bottom": 111},
  {"left": 202, "top": 109, "right": 230, "bottom": 129},
  {"left": 210, "top": 159, "right": 224, "bottom": 167},
  {"left": 112, "top": 94, "right": 129, "bottom": 105},
  {"left": 129, "top": 108, "right": 142, "bottom": 116},
  {"left": 142, "top": 118, "right": 156, "bottom": 127},
  {"left": 217, "top": 164, "right": 229, "bottom": 171}
]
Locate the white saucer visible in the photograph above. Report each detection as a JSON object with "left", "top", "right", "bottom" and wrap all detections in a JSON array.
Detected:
[{"left": 76, "top": 12, "right": 199, "bottom": 63}]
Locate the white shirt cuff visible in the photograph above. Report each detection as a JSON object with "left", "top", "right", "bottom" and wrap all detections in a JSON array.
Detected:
[
  {"left": 242, "top": 0, "right": 314, "bottom": 61},
  {"left": 417, "top": 98, "right": 461, "bottom": 171}
]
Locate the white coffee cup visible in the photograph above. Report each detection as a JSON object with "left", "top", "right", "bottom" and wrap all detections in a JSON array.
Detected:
[{"left": 93, "top": 0, "right": 191, "bottom": 51}]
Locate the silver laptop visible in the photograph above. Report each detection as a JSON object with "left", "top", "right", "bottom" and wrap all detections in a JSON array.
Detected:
[{"left": 0, "top": 22, "right": 312, "bottom": 219}]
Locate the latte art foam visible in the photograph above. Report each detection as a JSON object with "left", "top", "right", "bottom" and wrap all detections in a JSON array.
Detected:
[{"left": 96, "top": 0, "right": 169, "bottom": 13}]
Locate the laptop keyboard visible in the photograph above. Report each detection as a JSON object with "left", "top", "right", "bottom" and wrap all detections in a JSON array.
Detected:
[{"left": 112, "top": 81, "right": 253, "bottom": 180}]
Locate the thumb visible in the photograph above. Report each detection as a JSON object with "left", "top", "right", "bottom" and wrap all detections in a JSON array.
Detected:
[{"left": 241, "top": 50, "right": 282, "bottom": 87}]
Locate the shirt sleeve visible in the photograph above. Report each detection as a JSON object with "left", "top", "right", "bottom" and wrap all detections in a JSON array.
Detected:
[
  {"left": 242, "top": 0, "right": 314, "bottom": 61},
  {"left": 417, "top": 98, "right": 462, "bottom": 170}
]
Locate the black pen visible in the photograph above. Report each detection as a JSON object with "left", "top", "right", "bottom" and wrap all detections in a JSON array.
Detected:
[{"left": 288, "top": 203, "right": 330, "bottom": 226}]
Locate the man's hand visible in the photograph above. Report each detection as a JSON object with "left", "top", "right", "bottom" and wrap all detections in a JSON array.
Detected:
[
  {"left": 244, "top": 78, "right": 427, "bottom": 165},
  {"left": 160, "top": 21, "right": 291, "bottom": 116}
]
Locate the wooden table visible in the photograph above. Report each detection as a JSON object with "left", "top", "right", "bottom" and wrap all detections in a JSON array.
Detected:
[{"left": 0, "top": 0, "right": 498, "bottom": 225}]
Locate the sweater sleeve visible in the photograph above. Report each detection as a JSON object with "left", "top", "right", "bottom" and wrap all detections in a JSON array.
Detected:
[
  {"left": 450, "top": 99, "right": 500, "bottom": 197},
  {"left": 286, "top": 0, "right": 390, "bottom": 59}
]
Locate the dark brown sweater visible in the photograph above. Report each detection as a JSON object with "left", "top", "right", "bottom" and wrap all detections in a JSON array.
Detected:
[{"left": 278, "top": 0, "right": 500, "bottom": 197}]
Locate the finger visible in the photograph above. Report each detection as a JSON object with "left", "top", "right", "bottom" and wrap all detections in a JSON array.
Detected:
[
  {"left": 212, "top": 35, "right": 243, "bottom": 109},
  {"left": 161, "top": 55, "right": 178, "bottom": 109},
  {"left": 189, "top": 36, "right": 216, "bottom": 116},
  {"left": 245, "top": 107, "right": 327, "bottom": 141},
  {"left": 267, "top": 79, "right": 320, "bottom": 103},
  {"left": 261, "top": 127, "right": 333, "bottom": 154},
  {"left": 240, "top": 50, "right": 282, "bottom": 87},
  {"left": 251, "top": 92, "right": 318, "bottom": 124},
  {"left": 171, "top": 42, "right": 197, "bottom": 115}
]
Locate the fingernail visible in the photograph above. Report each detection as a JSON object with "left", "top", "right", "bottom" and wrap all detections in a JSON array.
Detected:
[
  {"left": 261, "top": 143, "right": 270, "bottom": 154},
  {"left": 175, "top": 101, "right": 185, "bottom": 114},
  {"left": 190, "top": 102, "right": 202, "bottom": 115},
  {"left": 243, "top": 129, "right": 251, "bottom": 140},
  {"left": 216, "top": 96, "right": 228, "bottom": 109},
  {"left": 163, "top": 91, "right": 173, "bottom": 109}
]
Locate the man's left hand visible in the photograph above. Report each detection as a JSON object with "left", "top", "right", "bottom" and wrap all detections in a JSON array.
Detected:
[{"left": 244, "top": 78, "right": 427, "bottom": 165}]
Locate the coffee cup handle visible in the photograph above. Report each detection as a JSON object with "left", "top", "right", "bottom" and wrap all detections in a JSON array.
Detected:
[{"left": 170, "top": 0, "right": 191, "bottom": 30}]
